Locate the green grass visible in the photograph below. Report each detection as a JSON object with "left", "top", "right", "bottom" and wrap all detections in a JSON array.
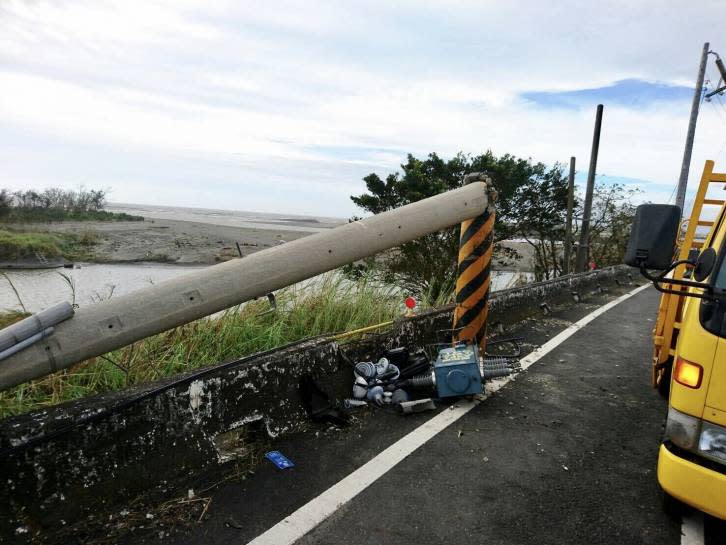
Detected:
[
  {"left": 0, "top": 230, "right": 64, "bottom": 260},
  {"left": 0, "top": 275, "right": 432, "bottom": 418},
  {"left": 0, "top": 225, "right": 99, "bottom": 261},
  {"left": 0, "top": 310, "right": 29, "bottom": 329},
  {"left": 0, "top": 229, "right": 93, "bottom": 261}
]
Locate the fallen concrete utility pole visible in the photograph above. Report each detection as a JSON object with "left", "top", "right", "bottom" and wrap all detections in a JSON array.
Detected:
[{"left": 0, "top": 183, "right": 490, "bottom": 391}]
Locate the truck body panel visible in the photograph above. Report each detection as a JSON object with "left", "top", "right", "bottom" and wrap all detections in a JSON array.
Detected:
[
  {"left": 706, "top": 339, "right": 726, "bottom": 414},
  {"left": 658, "top": 444, "right": 726, "bottom": 520},
  {"left": 670, "top": 293, "right": 717, "bottom": 418}
]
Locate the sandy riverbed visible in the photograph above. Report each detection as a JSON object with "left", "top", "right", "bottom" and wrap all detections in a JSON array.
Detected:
[
  {"left": 10, "top": 218, "right": 319, "bottom": 264},
  {"left": 5, "top": 217, "right": 540, "bottom": 271}
]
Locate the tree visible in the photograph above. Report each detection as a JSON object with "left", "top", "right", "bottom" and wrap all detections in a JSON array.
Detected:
[
  {"left": 506, "top": 163, "right": 570, "bottom": 280},
  {"left": 585, "top": 182, "right": 639, "bottom": 267},
  {"left": 0, "top": 190, "right": 10, "bottom": 219},
  {"left": 348, "top": 151, "right": 566, "bottom": 297}
]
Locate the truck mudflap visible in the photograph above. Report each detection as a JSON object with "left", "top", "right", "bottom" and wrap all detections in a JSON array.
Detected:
[{"left": 658, "top": 443, "right": 726, "bottom": 520}]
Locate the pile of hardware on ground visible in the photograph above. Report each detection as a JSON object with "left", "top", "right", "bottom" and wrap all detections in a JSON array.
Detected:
[{"left": 345, "top": 341, "right": 522, "bottom": 415}]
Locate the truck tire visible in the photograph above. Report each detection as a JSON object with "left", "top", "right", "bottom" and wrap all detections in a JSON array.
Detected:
[{"left": 661, "top": 489, "right": 691, "bottom": 518}]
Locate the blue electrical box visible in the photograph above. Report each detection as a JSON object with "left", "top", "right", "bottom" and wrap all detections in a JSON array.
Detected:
[{"left": 434, "top": 344, "right": 483, "bottom": 398}]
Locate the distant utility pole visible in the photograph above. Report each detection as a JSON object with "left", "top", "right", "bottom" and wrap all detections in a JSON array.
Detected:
[
  {"left": 575, "top": 104, "right": 603, "bottom": 273},
  {"left": 563, "top": 156, "right": 575, "bottom": 275},
  {"left": 675, "top": 42, "right": 710, "bottom": 213}
]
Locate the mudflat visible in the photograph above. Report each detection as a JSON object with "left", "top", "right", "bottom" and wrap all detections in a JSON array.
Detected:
[
  {"left": 4, "top": 217, "right": 539, "bottom": 272},
  {"left": 8, "top": 218, "right": 316, "bottom": 265}
]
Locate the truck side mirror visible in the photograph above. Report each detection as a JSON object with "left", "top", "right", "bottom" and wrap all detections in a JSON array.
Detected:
[
  {"left": 694, "top": 247, "right": 717, "bottom": 282},
  {"left": 624, "top": 204, "right": 680, "bottom": 270}
]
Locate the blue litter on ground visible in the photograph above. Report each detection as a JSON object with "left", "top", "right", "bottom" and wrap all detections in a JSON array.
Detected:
[{"left": 265, "top": 451, "right": 294, "bottom": 469}]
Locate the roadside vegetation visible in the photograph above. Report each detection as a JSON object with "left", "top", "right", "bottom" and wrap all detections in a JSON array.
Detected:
[
  {"left": 0, "top": 151, "right": 637, "bottom": 416},
  {"left": 0, "top": 187, "right": 142, "bottom": 223},
  {"left": 0, "top": 187, "right": 138, "bottom": 261},
  {"left": 347, "top": 151, "right": 638, "bottom": 291},
  {"left": 0, "top": 275, "right": 417, "bottom": 417},
  {"left": 0, "top": 229, "right": 95, "bottom": 262},
  {"left": 0, "top": 310, "right": 29, "bottom": 329},
  {"left": 0, "top": 230, "right": 64, "bottom": 260}
]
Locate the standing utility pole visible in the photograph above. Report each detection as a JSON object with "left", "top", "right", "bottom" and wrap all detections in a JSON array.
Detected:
[
  {"left": 575, "top": 104, "right": 603, "bottom": 273},
  {"left": 563, "top": 156, "right": 576, "bottom": 275},
  {"left": 676, "top": 42, "right": 710, "bottom": 213}
]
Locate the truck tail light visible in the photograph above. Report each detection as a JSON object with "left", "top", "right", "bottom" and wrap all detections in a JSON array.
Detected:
[{"left": 674, "top": 358, "right": 703, "bottom": 389}]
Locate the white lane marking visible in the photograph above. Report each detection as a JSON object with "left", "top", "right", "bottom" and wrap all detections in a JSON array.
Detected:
[
  {"left": 247, "top": 282, "right": 652, "bottom": 545},
  {"left": 681, "top": 513, "right": 705, "bottom": 545}
]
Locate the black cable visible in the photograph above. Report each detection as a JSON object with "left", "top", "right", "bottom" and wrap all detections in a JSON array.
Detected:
[
  {"left": 485, "top": 336, "right": 524, "bottom": 358},
  {"left": 639, "top": 263, "right": 715, "bottom": 301}
]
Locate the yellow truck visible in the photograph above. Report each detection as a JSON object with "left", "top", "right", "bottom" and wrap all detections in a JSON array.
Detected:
[{"left": 626, "top": 160, "right": 726, "bottom": 518}]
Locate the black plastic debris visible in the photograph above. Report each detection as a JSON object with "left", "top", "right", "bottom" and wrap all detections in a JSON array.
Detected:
[
  {"left": 383, "top": 347, "right": 408, "bottom": 367},
  {"left": 397, "top": 349, "right": 430, "bottom": 380},
  {"left": 299, "top": 375, "right": 350, "bottom": 427}
]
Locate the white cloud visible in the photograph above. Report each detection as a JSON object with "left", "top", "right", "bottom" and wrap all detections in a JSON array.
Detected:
[{"left": 1, "top": 1, "right": 726, "bottom": 216}]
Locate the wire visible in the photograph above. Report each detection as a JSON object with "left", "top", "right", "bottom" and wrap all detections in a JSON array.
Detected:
[
  {"left": 702, "top": 68, "right": 726, "bottom": 163},
  {"left": 715, "top": 93, "right": 726, "bottom": 118},
  {"left": 708, "top": 98, "right": 726, "bottom": 162},
  {"left": 667, "top": 184, "right": 677, "bottom": 205},
  {"left": 711, "top": 109, "right": 726, "bottom": 163}
]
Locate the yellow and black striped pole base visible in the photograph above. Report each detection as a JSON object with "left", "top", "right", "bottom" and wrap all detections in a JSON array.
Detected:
[{"left": 453, "top": 173, "right": 496, "bottom": 352}]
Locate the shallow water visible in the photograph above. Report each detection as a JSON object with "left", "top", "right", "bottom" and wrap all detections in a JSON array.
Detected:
[
  {"left": 107, "top": 203, "right": 345, "bottom": 233},
  {"left": 0, "top": 263, "right": 528, "bottom": 314},
  {"left": 0, "top": 263, "right": 207, "bottom": 313}
]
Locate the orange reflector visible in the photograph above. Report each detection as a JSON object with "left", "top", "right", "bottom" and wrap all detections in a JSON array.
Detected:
[{"left": 674, "top": 358, "right": 703, "bottom": 389}]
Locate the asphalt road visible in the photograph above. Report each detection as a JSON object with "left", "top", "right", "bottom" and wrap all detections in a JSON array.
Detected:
[
  {"left": 147, "top": 286, "right": 725, "bottom": 545},
  {"left": 294, "top": 286, "right": 682, "bottom": 545}
]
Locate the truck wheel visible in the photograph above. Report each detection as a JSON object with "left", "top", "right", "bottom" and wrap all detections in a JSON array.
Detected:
[
  {"left": 657, "top": 364, "right": 672, "bottom": 399},
  {"left": 661, "top": 489, "right": 691, "bottom": 518}
]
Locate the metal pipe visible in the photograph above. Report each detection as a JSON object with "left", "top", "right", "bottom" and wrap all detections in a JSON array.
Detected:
[
  {"left": 330, "top": 320, "right": 395, "bottom": 340},
  {"left": 0, "top": 302, "right": 73, "bottom": 352},
  {"left": 0, "top": 327, "right": 54, "bottom": 362},
  {"left": 0, "top": 183, "right": 489, "bottom": 391}
]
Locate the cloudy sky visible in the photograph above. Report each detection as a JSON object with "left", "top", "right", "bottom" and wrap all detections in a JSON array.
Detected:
[{"left": 2, "top": 1, "right": 726, "bottom": 217}]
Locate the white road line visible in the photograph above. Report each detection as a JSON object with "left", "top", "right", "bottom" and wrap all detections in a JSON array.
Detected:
[
  {"left": 681, "top": 513, "right": 705, "bottom": 545},
  {"left": 246, "top": 282, "right": 652, "bottom": 545}
]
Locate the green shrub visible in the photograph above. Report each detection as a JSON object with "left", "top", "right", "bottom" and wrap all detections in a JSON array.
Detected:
[
  {"left": 78, "top": 229, "right": 99, "bottom": 246},
  {"left": 0, "top": 230, "right": 62, "bottom": 260}
]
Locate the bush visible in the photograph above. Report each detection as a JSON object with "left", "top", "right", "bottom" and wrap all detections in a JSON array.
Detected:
[
  {"left": 0, "top": 230, "right": 62, "bottom": 260},
  {"left": 0, "top": 187, "right": 143, "bottom": 222},
  {"left": 78, "top": 229, "right": 99, "bottom": 246}
]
